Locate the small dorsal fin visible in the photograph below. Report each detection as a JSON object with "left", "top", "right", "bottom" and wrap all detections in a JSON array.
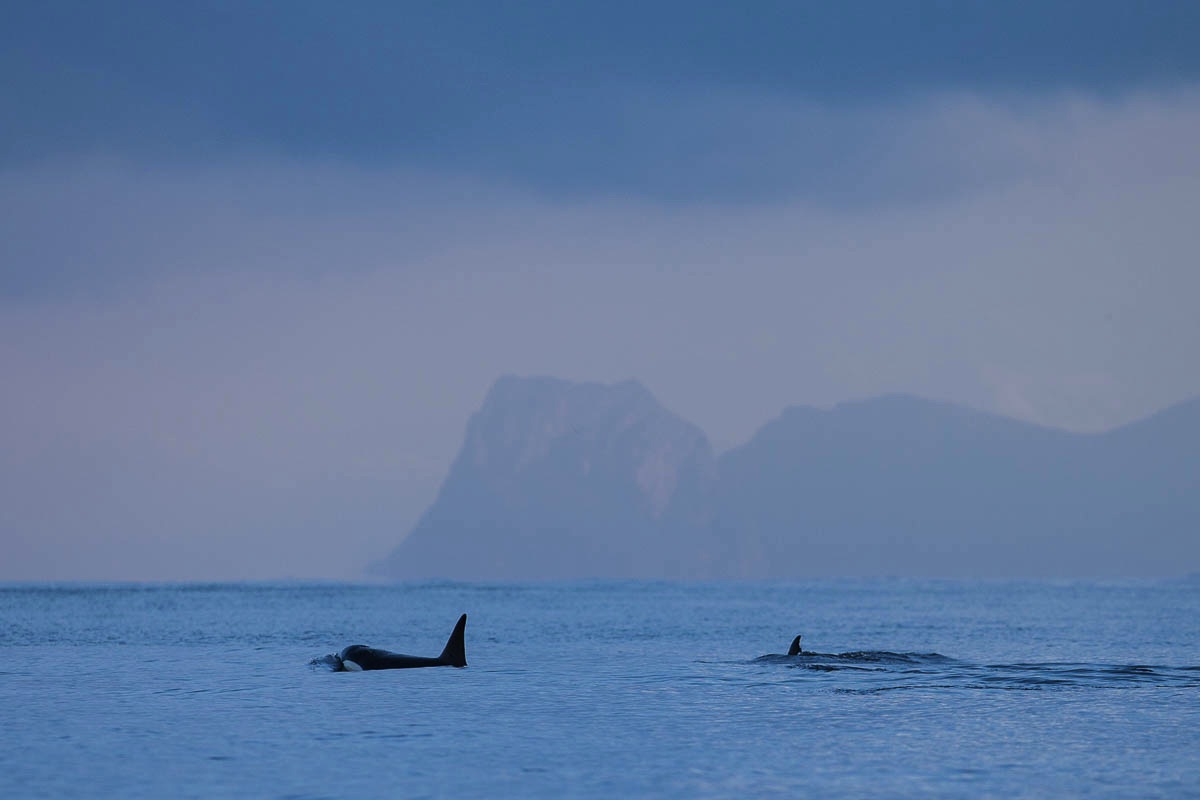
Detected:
[
  {"left": 438, "top": 614, "right": 468, "bottom": 667},
  {"left": 788, "top": 635, "right": 803, "bottom": 656}
]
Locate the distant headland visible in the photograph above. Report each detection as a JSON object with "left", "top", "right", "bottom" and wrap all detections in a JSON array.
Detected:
[{"left": 371, "top": 376, "right": 1200, "bottom": 580}]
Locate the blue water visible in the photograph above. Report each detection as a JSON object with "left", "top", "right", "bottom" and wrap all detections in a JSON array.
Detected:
[{"left": 2, "top": 580, "right": 1198, "bottom": 798}]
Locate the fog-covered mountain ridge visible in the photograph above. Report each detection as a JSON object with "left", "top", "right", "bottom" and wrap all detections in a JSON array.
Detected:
[
  {"left": 794, "top": 391, "right": 1200, "bottom": 435},
  {"left": 461, "top": 375, "right": 712, "bottom": 514},
  {"left": 374, "top": 377, "right": 1199, "bottom": 579}
]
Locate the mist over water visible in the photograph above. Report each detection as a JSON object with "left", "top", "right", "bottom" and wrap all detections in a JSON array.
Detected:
[{"left": 2, "top": 579, "right": 1197, "bottom": 797}]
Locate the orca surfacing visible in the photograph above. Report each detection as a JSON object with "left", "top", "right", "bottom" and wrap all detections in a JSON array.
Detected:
[
  {"left": 751, "top": 633, "right": 806, "bottom": 663},
  {"left": 333, "top": 614, "right": 468, "bottom": 671}
]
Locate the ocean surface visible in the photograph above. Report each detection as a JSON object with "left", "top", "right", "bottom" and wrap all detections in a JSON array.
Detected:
[{"left": 2, "top": 579, "right": 1198, "bottom": 798}]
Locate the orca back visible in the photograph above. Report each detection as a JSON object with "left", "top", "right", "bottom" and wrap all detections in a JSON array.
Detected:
[{"left": 336, "top": 614, "right": 468, "bottom": 670}]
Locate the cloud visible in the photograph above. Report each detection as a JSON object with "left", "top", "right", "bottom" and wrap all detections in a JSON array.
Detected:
[
  {"left": 6, "top": 2, "right": 1200, "bottom": 199},
  {"left": 3, "top": 88, "right": 1199, "bottom": 579}
]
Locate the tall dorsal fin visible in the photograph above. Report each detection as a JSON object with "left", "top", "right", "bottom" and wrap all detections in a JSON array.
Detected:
[
  {"left": 438, "top": 614, "right": 468, "bottom": 667},
  {"left": 788, "top": 635, "right": 802, "bottom": 656}
]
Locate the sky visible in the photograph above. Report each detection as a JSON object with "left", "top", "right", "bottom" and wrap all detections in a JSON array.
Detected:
[{"left": 3, "top": 1, "right": 1200, "bottom": 581}]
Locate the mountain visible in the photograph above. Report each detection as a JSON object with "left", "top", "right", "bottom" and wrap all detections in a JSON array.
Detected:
[
  {"left": 373, "top": 379, "right": 1200, "bottom": 580},
  {"left": 715, "top": 394, "right": 1200, "bottom": 578},
  {"left": 372, "top": 376, "right": 720, "bottom": 579}
]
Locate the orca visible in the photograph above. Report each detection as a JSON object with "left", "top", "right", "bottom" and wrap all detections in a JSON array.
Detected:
[
  {"left": 753, "top": 634, "right": 805, "bottom": 663},
  {"left": 334, "top": 614, "right": 467, "bottom": 671}
]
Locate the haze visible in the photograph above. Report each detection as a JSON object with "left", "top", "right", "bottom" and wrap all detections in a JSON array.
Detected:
[{"left": 3, "top": 2, "right": 1199, "bottom": 581}]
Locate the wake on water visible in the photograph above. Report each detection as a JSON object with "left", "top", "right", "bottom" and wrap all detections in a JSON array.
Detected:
[
  {"left": 751, "top": 649, "right": 1200, "bottom": 691},
  {"left": 309, "top": 653, "right": 342, "bottom": 671}
]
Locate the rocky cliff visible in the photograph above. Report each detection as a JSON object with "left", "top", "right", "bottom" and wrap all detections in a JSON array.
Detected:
[{"left": 373, "top": 376, "right": 721, "bottom": 579}]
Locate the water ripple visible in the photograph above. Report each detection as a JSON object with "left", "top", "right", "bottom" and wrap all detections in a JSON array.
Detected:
[{"left": 751, "top": 650, "right": 1200, "bottom": 692}]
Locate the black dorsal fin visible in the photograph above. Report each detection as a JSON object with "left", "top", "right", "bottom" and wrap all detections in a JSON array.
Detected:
[
  {"left": 438, "top": 614, "right": 468, "bottom": 667},
  {"left": 788, "top": 635, "right": 802, "bottom": 656}
]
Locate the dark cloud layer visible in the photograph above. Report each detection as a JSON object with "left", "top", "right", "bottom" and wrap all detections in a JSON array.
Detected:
[{"left": 5, "top": 2, "right": 1199, "bottom": 199}]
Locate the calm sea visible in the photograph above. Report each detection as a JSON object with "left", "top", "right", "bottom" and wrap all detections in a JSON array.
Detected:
[{"left": 2, "top": 579, "right": 1198, "bottom": 798}]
